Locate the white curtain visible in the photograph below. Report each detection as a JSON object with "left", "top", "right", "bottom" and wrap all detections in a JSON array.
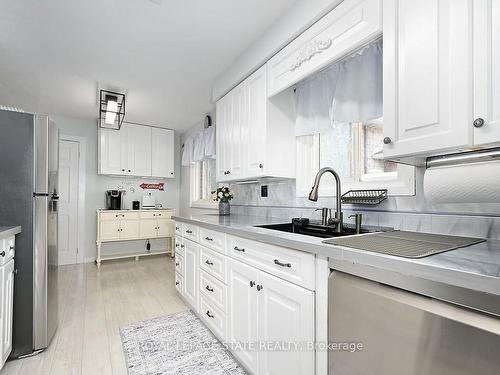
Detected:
[
  {"left": 333, "top": 39, "right": 383, "bottom": 123},
  {"left": 181, "top": 137, "right": 194, "bottom": 166},
  {"left": 192, "top": 132, "right": 205, "bottom": 162},
  {"left": 181, "top": 125, "right": 216, "bottom": 166},
  {"left": 204, "top": 125, "right": 216, "bottom": 158},
  {"left": 294, "top": 39, "right": 382, "bottom": 135}
]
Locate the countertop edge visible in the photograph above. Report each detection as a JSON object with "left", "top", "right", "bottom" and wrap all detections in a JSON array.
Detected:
[{"left": 0, "top": 226, "right": 22, "bottom": 240}]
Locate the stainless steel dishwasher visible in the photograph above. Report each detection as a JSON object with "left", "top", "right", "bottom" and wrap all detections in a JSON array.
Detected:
[{"left": 328, "top": 271, "right": 500, "bottom": 375}]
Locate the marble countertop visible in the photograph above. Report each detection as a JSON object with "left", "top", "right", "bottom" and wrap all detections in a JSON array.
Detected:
[
  {"left": 173, "top": 214, "right": 500, "bottom": 298},
  {"left": 0, "top": 226, "right": 21, "bottom": 240},
  {"left": 97, "top": 208, "right": 175, "bottom": 212}
]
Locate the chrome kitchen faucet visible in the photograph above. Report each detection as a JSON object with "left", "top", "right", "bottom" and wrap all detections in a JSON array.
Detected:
[{"left": 309, "top": 167, "right": 343, "bottom": 233}]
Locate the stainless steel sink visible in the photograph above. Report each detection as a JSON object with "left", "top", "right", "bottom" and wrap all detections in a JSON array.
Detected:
[{"left": 255, "top": 219, "right": 378, "bottom": 239}]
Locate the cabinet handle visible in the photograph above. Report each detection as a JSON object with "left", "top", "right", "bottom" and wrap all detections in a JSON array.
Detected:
[
  {"left": 175, "top": 281, "right": 179, "bottom": 286},
  {"left": 128, "top": 169, "right": 131, "bottom": 172},
  {"left": 153, "top": 214, "right": 156, "bottom": 217},
  {"left": 274, "top": 259, "right": 292, "bottom": 268},
  {"left": 205, "top": 260, "right": 214, "bottom": 266},
  {"left": 383, "top": 137, "right": 392, "bottom": 144},
  {"left": 249, "top": 281, "right": 256, "bottom": 287},
  {"left": 259, "top": 163, "right": 263, "bottom": 169},
  {"left": 233, "top": 246, "right": 245, "bottom": 252},
  {"left": 175, "top": 226, "right": 179, "bottom": 230},
  {"left": 473, "top": 118, "right": 485, "bottom": 128},
  {"left": 175, "top": 262, "right": 179, "bottom": 266},
  {"left": 204, "top": 237, "right": 213, "bottom": 241},
  {"left": 0, "top": 251, "right": 5, "bottom": 257},
  {"left": 186, "top": 230, "right": 193, "bottom": 234},
  {"left": 175, "top": 243, "right": 179, "bottom": 248},
  {"left": 227, "top": 171, "right": 231, "bottom": 174},
  {"left": 9, "top": 246, "right": 14, "bottom": 251},
  {"left": 121, "top": 169, "right": 125, "bottom": 172},
  {"left": 115, "top": 214, "right": 119, "bottom": 217},
  {"left": 181, "top": 244, "right": 185, "bottom": 248},
  {"left": 205, "top": 285, "right": 214, "bottom": 292},
  {"left": 206, "top": 311, "right": 214, "bottom": 318},
  {"left": 256, "top": 285, "right": 263, "bottom": 291}
]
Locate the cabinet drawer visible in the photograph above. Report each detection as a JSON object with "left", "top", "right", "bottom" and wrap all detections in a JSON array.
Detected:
[
  {"left": 140, "top": 211, "right": 171, "bottom": 219},
  {"left": 121, "top": 212, "right": 140, "bottom": 220},
  {"left": 175, "top": 272, "right": 183, "bottom": 294},
  {"left": 174, "top": 236, "right": 184, "bottom": 257},
  {"left": 0, "top": 237, "right": 15, "bottom": 265},
  {"left": 199, "top": 269, "right": 227, "bottom": 313},
  {"left": 174, "top": 253, "right": 184, "bottom": 276},
  {"left": 182, "top": 224, "right": 199, "bottom": 242},
  {"left": 267, "top": 0, "right": 382, "bottom": 96},
  {"left": 228, "top": 236, "right": 315, "bottom": 290},
  {"left": 100, "top": 211, "right": 124, "bottom": 221},
  {"left": 200, "top": 294, "right": 227, "bottom": 342},
  {"left": 199, "top": 246, "right": 227, "bottom": 283},
  {"left": 199, "top": 228, "right": 226, "bottom": 254}
]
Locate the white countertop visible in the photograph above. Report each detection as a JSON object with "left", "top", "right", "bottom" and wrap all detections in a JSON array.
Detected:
[
  {"left": 173, "top": 214, "right": 500, "bottom": 298},
  {"left": 0, "top": 226, "right": 21, "bottom": 240},
  {"left": 97, "top": 208, "right": 175, "bottom": 212}
]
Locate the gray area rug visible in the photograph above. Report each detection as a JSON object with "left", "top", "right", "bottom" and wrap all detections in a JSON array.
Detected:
[{"left": 120, "top": 310, "right": 247, "bottom": 375}]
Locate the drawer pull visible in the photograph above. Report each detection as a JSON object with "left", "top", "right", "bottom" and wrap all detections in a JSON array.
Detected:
[
  {"left": 205, "top": 285, "right": 214, "bottom": 292},
  {"left": 175, "top": 226, "right": 179, "bottom": 230},
  {"left": 249, "top": 281, "right": 256, "bottom": 287},
  {"left": 233, "top": 246, "right": 245, "bottom": 252},
  {"left": 205, "top": 260, "right": 214, "bottom": 266},
  {"left": 204, "top": 237, "right": 213, "bottom": 241},
  {"left": 186, "top": 229, "right": 193, "bottom": 234},
  {"left": 206, "top": 311, "right": 214, "bottom": 318},
  {"left": 274, "top": 259, "right": 292, "bottom": 268},
  {"left": 180, "top": 244, "right": 185, "bottom": 248},
  {"left": 0, "top": 251, "right": 5, "bottom": 257},
  {"left": 175, "top": 281, "right": 179, "bottom": 286},
  {"left": 175, "top": 262, "right": 179, "bottom": 266},
  {"left": 256, "top": 285, "right": 263, "bottom": 291},
  {"left": 175, "top": 243, "right": 179, "bottom": 248}
]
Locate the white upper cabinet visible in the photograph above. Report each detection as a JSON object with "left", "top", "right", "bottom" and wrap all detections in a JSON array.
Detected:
[
  {"left": 383, "top": 0, "right": 473, "bottom": 159},
  {"left": 473, "top": 0, "right": 500, "bottom": 146},
  {"left": 99, "top": 124, "right": 174, "bottom": 178},
  {"left": 267, "top": 0, "right": 382, "bottom": 97},
  {"left": 216, "top": 65, "right": 295, "bottom": 183},
  {"left": 152, "top": 127, "right": 175, "bottom": 178}
]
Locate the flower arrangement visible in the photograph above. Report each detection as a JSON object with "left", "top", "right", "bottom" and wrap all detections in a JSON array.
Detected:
[{"left": 212, "top": 186, "right": 234, "bottom": 202}]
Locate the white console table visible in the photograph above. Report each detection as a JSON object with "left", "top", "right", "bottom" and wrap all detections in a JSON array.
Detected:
[{"left": 96, "top": 209, "right": 175, "bottom": 267}]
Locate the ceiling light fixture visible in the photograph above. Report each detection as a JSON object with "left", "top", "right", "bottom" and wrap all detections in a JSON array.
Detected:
[{"left": 99, "top": 89, "right": 125, "bottom": 130}]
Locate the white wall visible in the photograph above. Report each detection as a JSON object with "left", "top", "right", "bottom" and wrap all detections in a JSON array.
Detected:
[
  {"left": 212, "top": 0, "right": 343, "bottom": 100},
  {"left": 53, "top": 115, "right": 181, "bottom": 262}
]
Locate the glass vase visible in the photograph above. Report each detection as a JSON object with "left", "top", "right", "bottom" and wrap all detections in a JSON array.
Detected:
[{"left": 219, "top": 201, "right": 230, "bottom": 216}]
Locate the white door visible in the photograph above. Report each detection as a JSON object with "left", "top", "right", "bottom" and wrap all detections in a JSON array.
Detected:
[
  {"left": 0, "top": 260, "right": 14, "bottom": 368},
  {"left": 216, "top": 94, "right": 230, "bottom": 182},
  {"left": 227, "top": 259, "right": 260, "bottom": 374},
  {"left": 151, "top": 128, "right": 175, "bottom": 178},
  {"left": 245, "top": 66, "right": 267, "bottom": 177},
  {"left": 383, "top": 0, "right": 473, "bottom": 158},
  {"left": 183, "top": 239, "right": 199, "bottom": 310},
  {"left": 99, "top": 127, "right": 124, "bottom": 174},
  {"left": 126, "top": 124, "right": 152, "bottom": 176},
  {"left": 58, "top": 140, "right": 79, "bottom": 265},
  {"left": 229, "top": 84, "right": 245, "bottom": 179},
  {"left": 473, "top": 0, "right": 500, "bottom": 146},
  {"left": 258, "top": 271, "right": 315, "bottom": 375}
]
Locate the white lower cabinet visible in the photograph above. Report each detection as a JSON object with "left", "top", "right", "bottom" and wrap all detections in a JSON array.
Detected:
[
  {"left": 183, "top": 239, "right": 199, "bottom": 310},
  {"left": 0, "top": 236, "right": 16, "bottom": 370}
]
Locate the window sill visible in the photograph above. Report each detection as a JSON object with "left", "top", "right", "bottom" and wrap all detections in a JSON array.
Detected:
[{"left": 190, "top": 200, "right": 218, "bottom": 210}]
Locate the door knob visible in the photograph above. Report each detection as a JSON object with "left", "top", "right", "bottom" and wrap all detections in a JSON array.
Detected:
[
  {"left": 259, "top": 163, "right": 263, "bottom": 169},
  {"left": 383, "top": 137, "right": 392, "bottom": 144},
  {"left": 473, "top": 118, "right": 485, "bottom": 128},
  {"left": 256, "top": 285, "right": 263, "bottom": 291},
  {"left": 0, "top": 251, "right": 5, "bottom": 257}
]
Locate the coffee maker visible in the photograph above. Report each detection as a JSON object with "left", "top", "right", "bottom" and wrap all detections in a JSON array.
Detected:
[{"left": 105, "top": 190, "right": 125, "bottom": 210}]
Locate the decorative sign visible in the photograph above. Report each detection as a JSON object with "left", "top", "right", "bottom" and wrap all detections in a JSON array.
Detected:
[{"left": 140, "top": 182, "right": 164, "bottom": 191}]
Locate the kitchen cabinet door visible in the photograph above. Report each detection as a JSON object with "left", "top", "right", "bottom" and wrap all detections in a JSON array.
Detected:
[
  {"left": 125, "top": 124, "right": 152, "bottom": 176},
  {"left": 139, "top": 219, "right": 157, "bottom": 239},
  {"left": 152, "top": 128, "right": 175, "bottom": 178},
  {"left": 383, "top": 0, "right": 473, "bottom": 159},
  {"left": 0, "top": 259, "right": 14, "bottom": 368},
  {"left": 216, "top": 94, "right": 230, "bottom": 182},
  {"left": 473, "top": 0, "right": 500, "bottom": 146},
  {"left": 99, "top": 220, "right": 121, "bottom": 241},
  {"left": 257, "top": 271, "right": 315, "bottom": 375},
  {"left": 183, "top": 239, "right": 199, "bottom": 311},
  {"left": 157, "top": 219, "right": 174, "bottom": 237},
  {"left": 245, "top": 65, "right": 267, "bottom": 178},
  {"left": 119, "top": 220, "right": 140, "bottom": 240},
  {"left": 227, "top": 259, "right": 260, "bottom": 374},
  {"left": 99, "top": 127, "right": 125, "bottom": 175},
  {"left": 228, "top": 85, "right": 245, "bottom": 180}
]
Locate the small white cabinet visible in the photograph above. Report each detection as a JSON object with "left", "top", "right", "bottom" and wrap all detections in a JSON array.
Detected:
[
  {"left": 0, "top": 235, "right": 16, "bottom": 370},
  {"left": 183, "top": 239, "right": 199, "bottom": 310},
  {"left": 99, "top": 123, "right": 174, "bottom": 178}
]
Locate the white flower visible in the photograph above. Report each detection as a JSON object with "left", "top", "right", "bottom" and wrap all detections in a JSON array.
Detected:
[
  {"left": 224, "top": 193, "right": 229, "bottom": 197},
  {"left": 229, "top": 191, "right": 234, "bottom": 196},
  {"left": 218, "top": 192, "right": 223, "bottom": 198}
]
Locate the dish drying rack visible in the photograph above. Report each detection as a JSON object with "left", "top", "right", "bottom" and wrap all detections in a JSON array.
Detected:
[{"left": 341, "top": 189, "right": 387, "bottom": 205}]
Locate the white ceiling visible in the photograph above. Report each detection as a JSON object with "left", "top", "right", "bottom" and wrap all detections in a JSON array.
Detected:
[{"left": 0, "top": 0, "right": 297, "bottom": 131}]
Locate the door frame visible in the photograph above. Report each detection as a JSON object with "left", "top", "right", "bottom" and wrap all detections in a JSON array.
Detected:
[{"left": 59, "top": 135, "right": 86, "bottom": 264}]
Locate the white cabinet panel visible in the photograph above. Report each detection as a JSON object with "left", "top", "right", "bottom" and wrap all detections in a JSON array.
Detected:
[
  {"left": 229, "top": 85, "right": 245, "bottom": 180},
  {"left": 119, "top": 220, "right": 140, "bottom": 240},
  {"left": 139, "top": 220, "right": 157, "bottom": 239},
  {"left": 216, "top": 94, "right": 230, "bottom": 181},
  {"left": 383, "top": 0, "right": 473, "bottom": 158},
  {"left": 184, "top": 239, "right": 199, "bottom": 311},
  {"left": 99, "top": 127, "right": 125, "bottom": 175},
  {"left": 126, "top": 124, "right": 152, "bottom": 176},
  {"left": 227, "top": 259, "right": 260, "bottom": 374},
  {"left": 473, "top": 0, "right": 500, "bottom": 146},
  {"left": 258, "top": 271, "right": 315, "bottom": 375},
  {"left": 0, "top": 259, "right": 14, "bottom": 368},
  {"left": 267, "top": 0, "right": 382, "bottom": 97},
  {"left": 157, "top": 219, "right": 174, "bottom": 237},
  {"left": 152, "top": 127, "right": 175, "bottom": 178},
  {"left": 100, "top": 220, "right": 120, "bottom": 241}
]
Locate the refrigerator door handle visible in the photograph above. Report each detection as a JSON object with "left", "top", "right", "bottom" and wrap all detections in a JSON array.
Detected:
[{"left": 33, "top": 192, "right": 49, "bottom": 197}]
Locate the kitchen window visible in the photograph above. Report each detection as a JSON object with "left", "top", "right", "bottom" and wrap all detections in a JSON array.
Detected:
[
  {"left": 190, "top": 159, "right": 217, "bottom": 209},
  {"left": 296, "top": 118, "right": 415, "bottom": 197}
]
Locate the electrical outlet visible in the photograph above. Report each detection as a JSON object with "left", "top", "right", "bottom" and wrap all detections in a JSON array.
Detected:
[{"left": 261, "top": 185, "right": 268, "bottom": 198}]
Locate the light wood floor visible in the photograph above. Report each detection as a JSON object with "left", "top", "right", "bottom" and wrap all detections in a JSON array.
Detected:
[{"left": 1, "top": 255, "right": 187, "bottom": 375}]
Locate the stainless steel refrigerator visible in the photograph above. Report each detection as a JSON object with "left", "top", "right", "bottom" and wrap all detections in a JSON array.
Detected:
[{"left": 0, "top": 109, "right": 59, "bottom": 357}]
